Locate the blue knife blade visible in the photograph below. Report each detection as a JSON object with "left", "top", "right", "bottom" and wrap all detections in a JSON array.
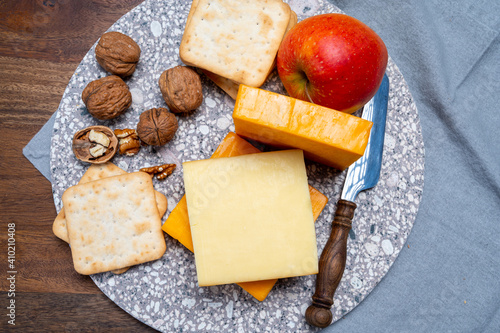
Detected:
[{"left": 342, "top": 74, "right": 389, "bottom": 201}]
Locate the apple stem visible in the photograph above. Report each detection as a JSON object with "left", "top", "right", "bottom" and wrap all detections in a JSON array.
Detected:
[{"left": 305, "top": 81, "right": 314, "bottom": 104}]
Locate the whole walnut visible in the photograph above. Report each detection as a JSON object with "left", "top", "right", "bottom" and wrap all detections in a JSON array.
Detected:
[
  {"left": 159, "top": 66, "right": 203, "bottom": 113},
  {"left": 95, "top": 31, "right": 141, "bottom": 77},
  {"left": 82, "top": 75, "right": 132, "bottom": 120},
  {"left": 137, "top": 108, "right": 178, "bottom": 146}
]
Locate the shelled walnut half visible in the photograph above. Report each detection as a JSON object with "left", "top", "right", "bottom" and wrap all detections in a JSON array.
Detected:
[
  {"left": 72, "top": 126, "right": 118, "bottom": 164},
  {"left": 114, "top": 128, "right": 141, "bottom": 156}
]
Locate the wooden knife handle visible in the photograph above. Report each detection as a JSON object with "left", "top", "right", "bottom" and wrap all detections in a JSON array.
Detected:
[{"left": 305, "top": 199, "right": 357, "bottom": 328}]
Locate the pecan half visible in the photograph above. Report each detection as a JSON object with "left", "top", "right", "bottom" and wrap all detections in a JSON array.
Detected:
[
  {"left": 140, "top": 164, "right": 176, "bottom": 180},
  {"left": 114, "top": 128, "right": 141, "bottom": 156}
]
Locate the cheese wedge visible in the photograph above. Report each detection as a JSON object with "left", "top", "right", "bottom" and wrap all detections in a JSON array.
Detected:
[
  {"left": 162, "top": 132, "right": 328, "bottom": 301},
  {"left": 232, "top": 85, "right": 373, "bottom": 170},
  {"left": 183, "top": 149, "right": 318, "bottom": 286}
]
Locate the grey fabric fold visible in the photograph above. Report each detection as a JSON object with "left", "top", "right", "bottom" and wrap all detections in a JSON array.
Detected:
[{"left": 22, "top": 111, "right": 56, "bottom": 182}]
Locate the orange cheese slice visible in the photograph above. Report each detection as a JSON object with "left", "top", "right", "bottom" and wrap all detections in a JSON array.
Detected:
[
  {"left": 162, "top": 132, "right": 328, "bottom": 301},
  {"left": 232, "top": 85, "right": 373, "bottom": 170}
]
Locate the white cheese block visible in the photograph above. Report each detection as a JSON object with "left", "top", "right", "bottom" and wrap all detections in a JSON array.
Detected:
[{"left": 183, "top": 149, "right": 318, "bottom": 286}]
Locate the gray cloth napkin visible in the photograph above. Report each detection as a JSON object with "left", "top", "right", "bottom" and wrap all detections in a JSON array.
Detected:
[
  {"left": 23, "top": 0, "right": 500, "bottom": 332},
  {"left": 23, "top": 111, "right": 56, "bottom": 182}
]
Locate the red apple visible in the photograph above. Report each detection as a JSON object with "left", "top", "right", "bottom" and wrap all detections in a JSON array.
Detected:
[{"left": 277, "top": 13, "right": 388, "bottom": 114}]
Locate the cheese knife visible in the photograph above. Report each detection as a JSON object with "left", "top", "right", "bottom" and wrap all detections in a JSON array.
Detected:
[{"left": 305, "top": 74, "right": 390, "bottom": 328}]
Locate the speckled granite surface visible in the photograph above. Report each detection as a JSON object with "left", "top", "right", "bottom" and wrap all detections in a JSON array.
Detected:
[{"left": 49, "top": 0, "right": 425, "bottom": 331}]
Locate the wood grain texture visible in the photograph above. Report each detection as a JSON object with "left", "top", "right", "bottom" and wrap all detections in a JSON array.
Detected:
[
  {"left": 1, "top": 292, "right": 156, "bottom": 332},
  {"left": 0, "top": 0, "right": 154, "bottom": 331},
  {"left": 305, "top": 199, "right": 357, "bottom": 328}
]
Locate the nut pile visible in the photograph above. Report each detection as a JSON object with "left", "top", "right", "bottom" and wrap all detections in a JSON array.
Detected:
[{"left": 74, "top": 31, "right": 204, "bottom": 173}]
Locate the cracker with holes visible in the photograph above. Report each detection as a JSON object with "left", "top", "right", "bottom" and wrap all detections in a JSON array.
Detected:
[
  {"left": 199, "top": 8, "right": 297, "bottom": 99},
  {"left": 53, "top": 163, "right": 168, "bottom": 244},
  {"left": 62, "top": 172, "right": 166, "bottom": 275},
  {"left": 180, "top": 0, "right": 291, "bottom": 87}
]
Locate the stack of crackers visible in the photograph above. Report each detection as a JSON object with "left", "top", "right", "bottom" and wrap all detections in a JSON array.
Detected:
[
  {"left": 180, "top": 0, "right": 297, "bottom": 99},
  {"left": 53, "top": 163, "right": 167, "bottom": 275}
]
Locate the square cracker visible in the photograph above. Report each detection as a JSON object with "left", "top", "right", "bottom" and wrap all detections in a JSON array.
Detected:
[
  {"left": 62, "top": 172, "right": 166, "bottom": 275},
  {"left": 53, "top": 164, "right": 167, "bottom": 275},
  {"left": 200, "top": 8, "right": 298, "bottom": 99},
  {"left": 53, "top": 163, "right": 167, "bottom": 243},
  {"left": 180, "top": 0, "right": 291, "bottom": 87}
]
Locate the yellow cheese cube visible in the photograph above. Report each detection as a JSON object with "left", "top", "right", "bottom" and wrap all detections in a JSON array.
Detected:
[
  {"left": 183, "top": 149, "right": 318, "bottom": 286},
  {"left": 232, "top": 85, "right": 373, "bottom": 170}
]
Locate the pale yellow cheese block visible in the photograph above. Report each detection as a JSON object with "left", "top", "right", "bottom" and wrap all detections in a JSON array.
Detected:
[{"left": 183, "top": 149, "right": 318, "bottom": 286}]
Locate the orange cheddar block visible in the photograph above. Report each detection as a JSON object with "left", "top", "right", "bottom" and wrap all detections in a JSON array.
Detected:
[
  {"left": 232, "top": 85, "right": 373, "bottom": 170},
  {"left": 162, "top": 132, "right": 328, "bottom": 301},
  {"left": 309, "top": 185, "right": 329, "bottom": 222}
]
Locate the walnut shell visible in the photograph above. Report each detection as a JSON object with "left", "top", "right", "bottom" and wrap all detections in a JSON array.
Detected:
[
  {"left": 137, "top": 108, "right": 178, "bottom": 146},
  {"left": 159, "top": 66, "right": 203, "bottom": 113},
  {"left": 72, "top": 126, "right": 118, "bottom": 164},
  {"left": 82, "top": 75, "right": 132, "bottom": 120},
  {"left": 95, "top": 31, "right": 141, "bottom": 77}
]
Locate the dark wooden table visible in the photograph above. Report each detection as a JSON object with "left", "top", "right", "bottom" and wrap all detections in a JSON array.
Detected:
[{"left": 0, "top": 1, "right": 158, "bottom": 331}]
